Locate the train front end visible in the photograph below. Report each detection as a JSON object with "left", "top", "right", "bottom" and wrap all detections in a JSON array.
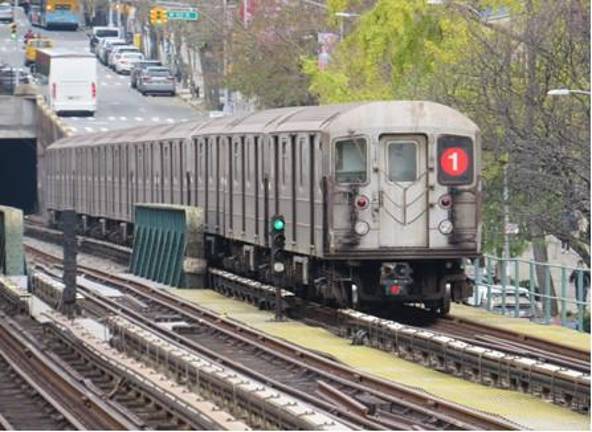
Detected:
[{"left": 327, "top": 101, "right": 481, "bottom": 314}]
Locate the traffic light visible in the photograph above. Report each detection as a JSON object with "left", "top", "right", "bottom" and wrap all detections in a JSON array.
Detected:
[
  {"left": 270, "top": 215, "right": 285, "bottom": 273},
  {"left": 9, "top": 22, "right": 16, "bottom": 40},
  {"left": 150, "top": 7, "right": 168, "bottom": 25}
]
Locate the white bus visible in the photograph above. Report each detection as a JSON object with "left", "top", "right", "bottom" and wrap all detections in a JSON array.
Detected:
[{"left": 35, "top": 48, "right": 97, "bottom": 116}]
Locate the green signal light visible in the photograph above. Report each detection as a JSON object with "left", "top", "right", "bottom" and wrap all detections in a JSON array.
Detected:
[{"left": 272, "top": 218, "right": 285, "bottom": 231}]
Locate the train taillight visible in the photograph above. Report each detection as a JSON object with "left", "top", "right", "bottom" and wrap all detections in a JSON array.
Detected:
[{"left": 437, "top": 135, "right": 474, "bottom": 185}]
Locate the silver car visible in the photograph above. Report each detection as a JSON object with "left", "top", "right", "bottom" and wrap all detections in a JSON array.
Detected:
[
  {"left": 0, "top": 3, "right": 13, "bottom": 23},
  {"left": 137, "top": 66, "right": 175, "bottom": 96}
]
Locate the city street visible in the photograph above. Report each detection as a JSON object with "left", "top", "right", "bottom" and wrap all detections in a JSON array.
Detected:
[{"left": 0, "top": 10, "right": 199, "bottom": 134}]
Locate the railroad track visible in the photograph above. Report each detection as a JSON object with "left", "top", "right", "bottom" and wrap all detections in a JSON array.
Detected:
[
  {"left": 22, "top": 231, "right": 590, "bottom": 413},
  {"left": 0, "top": 312, "right": 136, "bottom": 430},
  {"left": 25, "top": 244, "right": 519, "bottom": 431},
  {"left": 430, "top": 315, "right": 590, "bottom": 371}
]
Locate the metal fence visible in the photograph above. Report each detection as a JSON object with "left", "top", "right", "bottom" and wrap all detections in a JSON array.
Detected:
[{"left": 470, "top": 255, "right": 589, "bottom": 332}]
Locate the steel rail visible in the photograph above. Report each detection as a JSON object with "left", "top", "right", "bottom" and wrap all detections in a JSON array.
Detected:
[
  {"left": 25, "top": 245, "right": 520, "bottom": 430},
  {"left": 435, "top": 315, "right": 590, "bottom": 364},
  {"left": 0, "top": 312, "right": 137, "bottom": 430}
]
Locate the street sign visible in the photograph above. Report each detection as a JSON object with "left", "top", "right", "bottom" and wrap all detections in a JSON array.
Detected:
[
  {"left": 167, "top": 10, "right": 199, "bottom": 20},
  {"left": 505, "top": 223, "right": 519, "bottom": 235}
]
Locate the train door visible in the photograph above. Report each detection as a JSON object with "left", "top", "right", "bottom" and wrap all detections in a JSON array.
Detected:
[{"left": 378, "top": 135, "right": 428, "bottom": 248}]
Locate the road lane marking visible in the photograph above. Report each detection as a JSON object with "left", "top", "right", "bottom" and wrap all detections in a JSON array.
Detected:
[
  {"left": 119, "top": 116, "right": 127, "bottom": 121},
  {"left": 84, "top": 126, "right": 94, "bottom": 132},
  {"left": 99, "top": 127, "right": 109, "bottom": 132},
  {"left": 134, "top": 117, "right": 143, "bottom": 121},
  {"left": 166, "top": 118, "right": 174, "bottom": 123},
  {"left": 151, "top": 117, "right": 160, "bottom": 122},
  {"left": 108, "top": 116, "right": 116, "bottom": 121}
]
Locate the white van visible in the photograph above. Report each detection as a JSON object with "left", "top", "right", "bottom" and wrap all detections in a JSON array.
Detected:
[{"left": 35, "top": 48, "right": 97, "bottom": 116}]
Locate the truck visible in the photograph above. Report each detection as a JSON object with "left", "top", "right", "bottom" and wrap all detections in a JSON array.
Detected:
[{"left": 35, "top": 48, "right": 97, "bottom": 116}]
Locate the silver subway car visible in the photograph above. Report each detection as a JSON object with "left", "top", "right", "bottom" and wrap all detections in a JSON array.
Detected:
[{"left": 45, "top": 101, "right": 481, "bottom": 314}]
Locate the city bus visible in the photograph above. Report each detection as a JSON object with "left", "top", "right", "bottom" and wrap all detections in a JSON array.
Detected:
[
  {"left": 33, "top": 0, "right": 80, "bottom": 30},
  {"left": 35, "top": 48, "right": 97, "bottom": 116}
]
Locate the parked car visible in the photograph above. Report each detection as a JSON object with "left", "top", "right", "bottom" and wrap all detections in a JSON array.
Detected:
[
  {"left": 89, "top": 26, "right": 120, "bottom": 53},
  {"left": 113, "top": 51, "right": 144, "bottom": 74},
  {"left": 467, "top": 284, "right": 542, "bottom": 319},
  {"left": 130, "top": 59, "right": 161, "bottom": 88},
  {"left": 0, "top": 65, "right": 30, "bottom": 94},
  {"left": 0, "top": 2, "right": 13, "bottom": 23},
  {"left": 108, "top": 45, "right": 140, "bottom": 69},
  {"left": 97, "top": 38, "right": 126, "bottom": 65},
  {"left": 137, "top": 66, "right": 175, "bottom": 96}
]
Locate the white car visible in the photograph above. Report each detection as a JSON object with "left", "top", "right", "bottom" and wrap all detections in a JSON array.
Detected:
[
  {"left": 0, "top": 2, "right": 13, "bottom": 23},
  {"left": 108, "top": 45, "right": 140, "bottom": 68},
  {"left": 113, "top": 52, "right": 144, "bottom": 74},
  {"left": 97, "top": 38, "right": 126, "bottom": 64}
]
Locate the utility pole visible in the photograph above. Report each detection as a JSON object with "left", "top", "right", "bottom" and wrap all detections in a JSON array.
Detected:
[
  {"left": 222, "top": 0, "right": 230, "bottom": 112},
  {"left": 60, "top": 209, "right": 78, "bottom": 319},
  {"left": 108, "top": 0, "right": 113, "bottom": 27}
]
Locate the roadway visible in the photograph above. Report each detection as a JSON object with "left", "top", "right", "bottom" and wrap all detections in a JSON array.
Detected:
[{"left": 0, "top": 8, "right": 201, "bottom": 135}]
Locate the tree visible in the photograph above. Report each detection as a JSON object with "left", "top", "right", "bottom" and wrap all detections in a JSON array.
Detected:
[
  {"left": 304, "top": 0, "right": 590, "bottom": 315},
  {"left": 226, "top": 0, "right": 325, "bottom": 108}
]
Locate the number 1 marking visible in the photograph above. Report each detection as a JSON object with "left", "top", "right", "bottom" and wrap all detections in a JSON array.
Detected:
[{"left": 448, "top": 151, "right": 458, "bottom": 172}]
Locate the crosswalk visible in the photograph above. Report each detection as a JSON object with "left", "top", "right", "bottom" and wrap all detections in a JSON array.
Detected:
[{"left": 63, "top": 115, "right": 189, "bottom": 134}]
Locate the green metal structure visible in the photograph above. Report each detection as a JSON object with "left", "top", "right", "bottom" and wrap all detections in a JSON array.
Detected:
[{"left": 130, "top": 204, "right": 205, "bottom": 288}]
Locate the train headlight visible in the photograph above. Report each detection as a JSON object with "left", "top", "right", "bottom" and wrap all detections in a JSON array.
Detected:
[
  {"left": 438, "top": 219, "right": 454, "bottom": 235},
  {"left": 354, "top": 220, "right": 370, "bottom": 236}
]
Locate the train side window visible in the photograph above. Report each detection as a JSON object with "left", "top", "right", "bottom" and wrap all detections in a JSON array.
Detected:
[
  {"left": 387, "top": 142, "right": 416, "bottom": 182},
  {"left": 334, "top": 138, "right": 367, "bottom": 184}
]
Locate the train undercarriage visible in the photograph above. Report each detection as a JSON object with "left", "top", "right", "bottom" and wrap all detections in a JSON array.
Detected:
[
  {"left": 49, "top": 211, "right": 473, "bottom": 316},
  {"left": 207, "top": 235, "right": 473, "bottom": 316}
]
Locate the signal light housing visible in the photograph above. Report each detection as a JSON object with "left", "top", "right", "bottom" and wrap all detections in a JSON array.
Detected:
[{"left": 270, "top": 215, "right": 286, "bottom": 273}]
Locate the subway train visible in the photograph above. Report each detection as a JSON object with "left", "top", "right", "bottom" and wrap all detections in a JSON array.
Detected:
[{"left": 45, "top": 101, "right": 482, "bottom": 314}]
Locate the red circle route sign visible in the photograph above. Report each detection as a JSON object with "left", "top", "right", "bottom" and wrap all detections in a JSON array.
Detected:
[{"left": 440, "top": 147, "right": 469, "bottom": 177}]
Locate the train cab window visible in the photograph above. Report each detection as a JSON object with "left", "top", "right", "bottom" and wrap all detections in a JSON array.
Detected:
[
  {"left": 335, "top": 138, "right": 367, "bottom": 183},
  {"left": 387, "top": 142, "right": 416, "bottom": 182}
]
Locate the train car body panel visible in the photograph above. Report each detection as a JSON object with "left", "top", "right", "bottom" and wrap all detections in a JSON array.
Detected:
[{"left": 45, "top": 101, "right": 481, "bottom": 313}]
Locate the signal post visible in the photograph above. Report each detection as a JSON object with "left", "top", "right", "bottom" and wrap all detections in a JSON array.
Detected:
[{"left": 270, "top": 215, "right": 285, "bottom": 321}]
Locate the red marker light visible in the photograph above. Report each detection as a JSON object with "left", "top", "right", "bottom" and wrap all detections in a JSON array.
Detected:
[
  {"left": 439, "top": 194, "right": 452, "bottom": 209},
  {"left": 440, "top": 147, "right": 469, "bottom": 177},
  {"left": 91, "top": 82, "right": 96, "bottom": 99},
  {"left": 355, "top": 195, "right": 369, "bottom": 210},
  {"left": 389, "top": 285, "right": 400, "bottom": 295}
]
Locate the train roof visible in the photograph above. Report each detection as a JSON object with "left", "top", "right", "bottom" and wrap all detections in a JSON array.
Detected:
[{"left": 49, "top": 101, "right": 478, "bottom": 149}]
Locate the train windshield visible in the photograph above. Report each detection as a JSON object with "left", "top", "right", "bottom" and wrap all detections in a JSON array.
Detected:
[{"left": 335, "top": 138, "right": 367, "bottom": 183}]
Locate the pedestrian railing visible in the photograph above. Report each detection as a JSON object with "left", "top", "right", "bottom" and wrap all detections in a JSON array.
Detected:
[{"left": 471, "top": 255, "right": 589, "bottom": 332}]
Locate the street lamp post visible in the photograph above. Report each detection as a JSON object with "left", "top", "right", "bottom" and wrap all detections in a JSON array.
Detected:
[{"left": 334, "top": 11, "right": 360, "bottom": 41}]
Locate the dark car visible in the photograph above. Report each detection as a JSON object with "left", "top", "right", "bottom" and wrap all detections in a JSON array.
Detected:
[
  {"left": 130, "top": 60, "right": 161, "bottom": 88},
  {"left": 137, "top": 66, "right": 175, "bottom": 96},
  {"left": 0, "top": 65, "right": 29, "bottom": 94},
  {"left": 89, "top": 26, "right": 120, "bottom": 53}
]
